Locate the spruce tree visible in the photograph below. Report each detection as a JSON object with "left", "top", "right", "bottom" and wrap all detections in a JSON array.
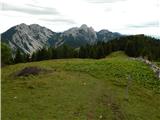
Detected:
[
  {"left": 14, "top": 49, "right": 24, "bottom": 63},
  {"left": 1, "top": 42, "right": 12, "bottom": 64}
]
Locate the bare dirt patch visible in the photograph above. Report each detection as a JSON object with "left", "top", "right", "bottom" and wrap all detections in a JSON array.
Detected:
[{"left": 15, "top": 66, "right": 50, "bottom": 77}]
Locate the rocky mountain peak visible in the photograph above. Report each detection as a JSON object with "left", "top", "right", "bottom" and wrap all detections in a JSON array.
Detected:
[
  {"left": 18, "top": 23, "right": 27, "bottom": 27},
  {"left": 80, "top": 24, "right": 95, "bottom": 33},
  {"left": 15, "top": 23, "right": 29, "bottom": 31},
  {"left": 30, "top": 24, "right": 41, "bottom": 27},
  {"left": 2, "top": 23, "right": 122, "bottom": 54},
  {"left": 1, "top": 23, "right": 56, "bottom": 54},
  {"left": 62, "top": 24, "right": 97, "bottom": 44},
  {"left": 98, "top": 29, "right": 111, "bottom": 34},
  {"left": 80, "top": 24, "right": 88, "bottom": 29}
]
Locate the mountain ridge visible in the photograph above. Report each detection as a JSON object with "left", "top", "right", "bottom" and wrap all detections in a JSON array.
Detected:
[{"left": 1, "top": 23, "right": 122, "bottom": 54}]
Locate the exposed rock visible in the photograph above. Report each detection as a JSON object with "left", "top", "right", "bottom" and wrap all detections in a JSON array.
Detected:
[
  {"left": 2, "top": 23, "right": 56, "bottom": 54},
  {"left": 62, "top": 24, "right": 97, "bottom": 45},
  {"left": 97, "top": 29, "right": 121, "bottom": 42},
  {"left": 136, "top": 57, "right": 160, "bottom": 79},
  {"left": 1, "top": 23, "right": 122, "bottom": 54}
]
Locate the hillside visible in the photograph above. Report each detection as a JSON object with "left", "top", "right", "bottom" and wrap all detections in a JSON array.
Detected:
[{"left": 1, "top": 53, "right": 160, "bottom": 120}]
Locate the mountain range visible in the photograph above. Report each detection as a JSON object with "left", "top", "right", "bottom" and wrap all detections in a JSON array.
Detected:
[{"left": 1, "top": 23, "right": 121, "bottom": 54}]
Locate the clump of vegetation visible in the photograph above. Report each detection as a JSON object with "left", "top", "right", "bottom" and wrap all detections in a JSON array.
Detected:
[
  {"left": 1, "top": 42, "right": 12, "bottom": 65},
  {"left": 106, "top": 51, "right": 128, "bottom": 58},
  {"left": 16, "top": 66, "right": 48, "bottom": 77}
]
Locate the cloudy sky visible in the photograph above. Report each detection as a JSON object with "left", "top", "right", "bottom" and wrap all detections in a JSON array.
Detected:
[{"left": 0, "top": 0, "right": 160, "bottom": 36}]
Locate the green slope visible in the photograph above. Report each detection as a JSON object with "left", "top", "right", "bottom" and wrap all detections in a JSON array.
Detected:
[
  {"left": 155, "top": 62, "right": 160, "bottom": 67},
  {"left": 1, "top": 52, "right": 160, "bottom": 120}
]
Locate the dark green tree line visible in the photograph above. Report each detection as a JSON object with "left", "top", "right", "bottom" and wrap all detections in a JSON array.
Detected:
[{"left": 2, "top": 34, "right": 160, "bottom": 65}]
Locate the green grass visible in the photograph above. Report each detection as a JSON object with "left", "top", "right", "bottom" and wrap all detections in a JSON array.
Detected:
[
  {"left": 155, "top": 62, "right": 160, "bottom": 67},
  {"left": 106, "top": 51, "right": 128, "bottom": 58},
  {"left": 2, "top": 52, "right": 160, "bottom": 120}
]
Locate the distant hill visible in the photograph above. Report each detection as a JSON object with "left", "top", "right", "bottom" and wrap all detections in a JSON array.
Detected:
[
  {"left": 1, "top": 23, "right": 121, "bottom": 54},
  {"left": 78, "top": 34, "right": 160, "bottom": 60},
  {"left": 106, "top": 51, "right": 128, "bottom": 58}
]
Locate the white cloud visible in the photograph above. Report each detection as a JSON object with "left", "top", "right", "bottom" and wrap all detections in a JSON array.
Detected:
[
  {"left": 2, "top": 3, "right": 59, "bottom": 15},
  {"left": 0, "top": 0, "right": 159, "bottom": 36}
]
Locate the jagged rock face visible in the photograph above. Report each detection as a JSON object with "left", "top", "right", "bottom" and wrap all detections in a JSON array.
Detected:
[
  {"left": 97, "top": 29, "right": 121, "bottom": 42},
  {"left": 62, "top": 24, "right": 97, "bottom": 47},
  {"left": 1, "top": 23, "right": 55, "bottom": 54},
  {"left": 1, "top": 23, "right": 121, "bottom": 54}
]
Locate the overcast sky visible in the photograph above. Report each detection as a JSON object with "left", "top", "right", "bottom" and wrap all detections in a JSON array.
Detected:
[{"left": 0, "top": 0, "right": 160, "bottom": 36}]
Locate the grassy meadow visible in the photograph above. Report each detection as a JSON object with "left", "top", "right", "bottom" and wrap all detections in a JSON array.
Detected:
[{"left": 1, "top": 52, "right": 160, "bottom": 120}]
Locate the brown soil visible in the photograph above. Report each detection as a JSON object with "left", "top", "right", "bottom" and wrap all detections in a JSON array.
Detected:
[{"left": 16, "top": 66, "right": 49, "bottom": 77}]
